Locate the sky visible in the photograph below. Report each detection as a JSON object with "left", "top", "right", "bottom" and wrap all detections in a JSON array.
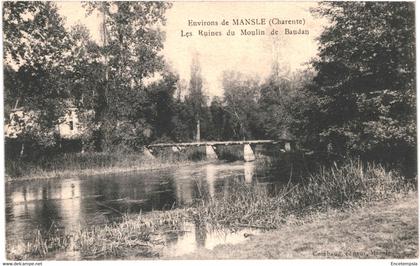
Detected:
[{"left": 57, "top": 2, "right": 326, "bottom": 97}]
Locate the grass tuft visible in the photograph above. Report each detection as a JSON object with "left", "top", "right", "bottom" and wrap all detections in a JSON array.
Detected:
[{"left": 195, "top": 159, "right": 413, "bottom": 230}]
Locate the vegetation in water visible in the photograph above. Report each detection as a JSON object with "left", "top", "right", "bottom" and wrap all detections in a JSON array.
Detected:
[
  {"left": 194, "top": 159, "right": 414, "bottom": 229},
  {"left": 7, "top": 159, "right": 415, "bottom": 260}
]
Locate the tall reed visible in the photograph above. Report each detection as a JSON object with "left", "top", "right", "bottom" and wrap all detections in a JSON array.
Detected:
[{"left": 196, "top": 159, "right": 412, "bottom": 229}]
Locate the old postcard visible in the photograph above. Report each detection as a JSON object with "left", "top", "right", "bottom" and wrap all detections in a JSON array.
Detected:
[{"left": 1, "top": 1, "right": 418, "bottom": 263}]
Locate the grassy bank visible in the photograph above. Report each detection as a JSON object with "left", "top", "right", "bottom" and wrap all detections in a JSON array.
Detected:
[
  {"left": 192, "top": 159, "right": 414, "bottom": 230},
  {"left": 5, "top": 151, "right": 203, "bottom": 181},
  {"left": 175, "top": 192, "right": 418, "bottom": 259},
  {"left": 5, "top": 146, "right": 248, "bottom": 181},
  {"left": 7, "top": 159, "right": 416, "bottom": 260},
  {"left": 5, "top": 152, "right": 203, "bottom": 182}
]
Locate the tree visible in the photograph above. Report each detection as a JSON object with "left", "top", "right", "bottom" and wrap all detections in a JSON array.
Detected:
[
  {"left": 184, "top": 54, "right": 208, "bottom": 141},
  {"left": 146, "top": 69, "right": 179, "bottom": 141},
  {"left": 171, "top": 100, "right": 196, "bottom": 142},
  {"left": 208, "top": 97, "right": 230, "bottom": 140},
  {"left": 309, "top": 2, "right": 415, "bottom": 168},
  {"left": 3, "top": 2, "right": 69, "bottom": 67},
  {"left": 83, "top": 2, "right": 172, "bottom": 150},
  {"left": 3, "top": 2, "right": 72, "bottom": 150},
  {"left": 222, "top": 71, "right": 262, "bottom": 140},
  {"left": 65, "top": 24, "right": 105, "bottom": 150},
  {"left": 259, "top": 64, "right": 314, "bottom": 141}
]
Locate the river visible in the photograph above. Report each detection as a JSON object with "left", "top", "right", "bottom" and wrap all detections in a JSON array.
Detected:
[{"left": 6, "top": 159, "right": 293, "bottom": 258}]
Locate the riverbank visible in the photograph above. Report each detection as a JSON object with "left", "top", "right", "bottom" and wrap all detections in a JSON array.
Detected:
[
  {"left": 5, "top": 151, "right": 215, "bottom": 182},
  {"left": 5, "top": 145, "right": 251, "bottom": 182},
  {"left": 171, "top": 192, "right": 418, "bottom": 259},
  {"left": 5, "top": 158, "right": 210, "bottom": 182}
]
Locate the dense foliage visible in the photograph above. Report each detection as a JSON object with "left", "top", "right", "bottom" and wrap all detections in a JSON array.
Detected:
[
  {"left": 3, "top": 2, "right": 72, "bottom": 146},
  {"left": 306, "top": 2, "right": 416, "bottom": 170},
  {"left": 3, "top": 2, "right": 416, "bottom": 174}
]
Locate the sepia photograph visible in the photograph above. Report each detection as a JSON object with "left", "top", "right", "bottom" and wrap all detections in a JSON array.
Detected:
[{"left": 1, "top": 0, "right": 418, "bottom": 262}]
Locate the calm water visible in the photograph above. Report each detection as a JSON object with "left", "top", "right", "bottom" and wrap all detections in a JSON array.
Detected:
[{"left": 5, "top": 160, "right": 292, "bottom": 258}]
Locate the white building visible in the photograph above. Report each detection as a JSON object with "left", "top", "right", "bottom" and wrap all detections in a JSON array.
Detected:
[
  {"left": 4, "top": 107, "right": 86, "bottom": 140},
  {"left": 57, "top": 108, "right": 82, "bottom": 139}
]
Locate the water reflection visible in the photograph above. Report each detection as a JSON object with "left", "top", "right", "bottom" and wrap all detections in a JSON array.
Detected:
[
  {"left": 59, "top": 181, "right": 82, "bottom": 231},
  {"left": 205, "top": 164, "right": 216, "bottom": 199},
  {"left": 244, "top": 162, "right": 255, "bottom": 184},
  {"left": 175, "top": 177, "right": 193, "bottom": 205},
  {"left": 6, "top": 160, "right": 281, "bottom": 256},
  {"left": 162, "top": 221, "right": 261, "bottom": 257},
  {"left": 194, "top": 220, "right": 207, "bottom": 248}
]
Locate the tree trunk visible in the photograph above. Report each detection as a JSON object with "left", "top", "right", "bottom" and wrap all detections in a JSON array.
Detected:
[
  {"left": 19, "top": 142, "right": 25, "bottom": 158},
  {"left": 196, "top": 119, "right": 200, "bottom": 142}
]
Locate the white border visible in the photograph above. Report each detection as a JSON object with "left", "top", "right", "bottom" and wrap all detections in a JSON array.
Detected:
[{"left": 0, "top": 1, "right": 418, "bottom": 266}]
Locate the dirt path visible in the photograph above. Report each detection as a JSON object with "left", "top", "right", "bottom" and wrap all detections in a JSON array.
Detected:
[{"left": 170, "top": 193, "right": 418, "bottom": 259}]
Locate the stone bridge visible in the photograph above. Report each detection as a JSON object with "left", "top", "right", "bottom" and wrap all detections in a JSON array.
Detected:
[{"left": 144, "top": 139, "right": 294, "bottom": 162}]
